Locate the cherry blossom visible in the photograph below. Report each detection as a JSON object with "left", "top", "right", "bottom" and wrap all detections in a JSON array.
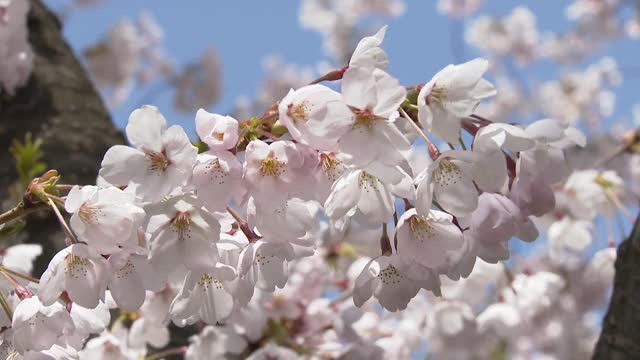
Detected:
[
  {"left": 185, "top": 325, "right": 247, "bottom": 359},
  {"left": 467, "top": 193, "right": 538, "bottom": 263},
  {"left": 438, "top": 0, "right": 484, "bottom": 18},
  {"left": 466, "top": 7, "right": 539, "bottom": 64},
  {"left": 278, "top": 85, "right": 351, "bottom": 151},
  {"left": 395, "top": 208, "right": 464, "bottom": 269},
  {"left": 107, "top": 248, "right": 162, "bottom": 312},
  {"left": 353, "top": 254, "right": 441, "bottom": 312},
  {"left": 194, "top": 109, "right": 239, "bottom": 151},
  {"left": 1, "top": 7, "right": 635, "bottom": 357},
  {"left": 324, "top": 169, "right": 395, "bottom": 226},
  {"left": 0, "top": 0, "right": 32, "bottom": 95},
  {"left": 337, "top": 66, "right": 410, "bottom": 168},
  {"left": 11, "top": 296, "right": 74, "bottom": 354},
  {"left": 38, "top": 244, "right": 111, "bottom": 309},
  {"left": 65, "top": 185, "right": 145, "bottom": 254},
  {"left": 192, "top": 150, "right": 244, "bottom": 211},
  {"left": 349, "top": 25, "right": 389, "bottom": 69},
  {"left": 99, "top": 105, "right": 198, "bottom": 202},
  {"left": 169, "top": 265, "right": 237, "bottom": 326},
  {"left": 145, "top": 194, "right": 221, "bottom": 276},
  {"left": 415, "top": 150, "right": 493, "bottom": 217},
  {"left": 0, "top": 244, "right": 42, "bottom": 275},
  {"left": 237, "top": 241, "right": 295, "bottom": 293},
  {"left": 417, "top": 58, "right": 496, "bottom": 143},
  {"left": 243, "top": 140, "right": 304, "bottom": 204}
]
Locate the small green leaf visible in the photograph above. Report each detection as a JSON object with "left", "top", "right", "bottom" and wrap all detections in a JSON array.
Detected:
[{"left": 9, "top": 133, "right": 47, "bottom": 188}]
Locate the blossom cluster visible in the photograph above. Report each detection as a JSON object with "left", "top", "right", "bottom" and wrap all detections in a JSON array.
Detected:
[
  {"left": 299, "top": 0, "right": 406, "bottom": 63},
  {"left": 82, "top": 11, "right": 222, "bottom": 112},
  {"left": 0, "top": 0, "right": 32, "bottom": 95},
  {"left": 2, "top": 22, "right": 622, "bottom": 359},
  {"left": 83, "top": 12, "right": 174, "bottom": 107},
  {"left": 465, "top": 1, "right": 640, "bottom": 64}
]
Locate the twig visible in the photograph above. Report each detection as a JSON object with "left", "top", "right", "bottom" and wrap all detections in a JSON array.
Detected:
[
  {"left": 0, "top": 266, "right": 40, "bottom": 284},
  {"left": 145, "top": 347, "right": 188, "bottom": 360},
  {"left": 399, "top": 107, "right": 435, "bottom": 148},
  {"left": 47, "top": 197, "right": 77, "bottom": 244},
  {"left": 0, "top": 201, "right": 50, "bottom": 226}
]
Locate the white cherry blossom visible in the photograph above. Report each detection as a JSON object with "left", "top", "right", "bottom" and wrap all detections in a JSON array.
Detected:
[
  {"left": 195, "top": 109, "right": 239, "bottom": 151},
  {"left": 99, "top": 105, "right": 198, "bottom": 202},
  {"left": 243, "top": 140, "right": 304, "bottom": 203},
  {"left": 237, "top": 241, "right": 296, "bottom": 293},
  {"left": 395, "top": 208, "right": 464, "bottom": 269},
  {"left": 145, "top": 194, "right": 220, "bottom": 276},
  {"left": 353, "top": 254, "right": 440, "bottom": 312},
  {"left": 415, "top": 150, "right": 495, "bottom": 217},
  {"left": 548, "top": 217, "right": 593, "bottom": 262},
  {"left": 185, "top": 325, "right": 247, "bottom": 359},
  {"left": 417, "top": 58, "right": 496, "bottom": 143},
  {"left": 11, "top": 296, "right": 74, "bottom": 354},
  {"left": 349, "top": 25, "right": 389, "bottom": 69},
  {"left": 169, "top": 265, "right": 236, "bottom": 326},
  {"left": 192, "top": 150, "right": 244, "bottom": 211},
  {"left": 467, "top": 193, "right": 538, "bottom": 263},
  {"left": 0, "top": 244, "right": 42, "bottom": 275},
  {"left": 324, "top": 169, "right": 395, "bottom": 226},
  {"left": 38, "top": 244, "right": 111, "bottom": 309},
  {"left": 337, "top": 66, "right": 410, "bottom": 168},
  {"left": 67, "top": 301, "right": 111, "bottom": 350},
  {"left": 65, "top": 185, "right": 145, "bottom": 254},
  {"left": 278, "top": 84, "right": 352, "bottom": 151},
  {"left": 107, "top": 248, "right": 162, "bottom": 312}
]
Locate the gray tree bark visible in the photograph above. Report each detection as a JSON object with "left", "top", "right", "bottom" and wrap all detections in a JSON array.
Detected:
[
  {"left": 0, "top": 0, "right": 124, "bottom": 275},
  {"left": 593, "top": 215, "right": 640, "bottom": 359}
]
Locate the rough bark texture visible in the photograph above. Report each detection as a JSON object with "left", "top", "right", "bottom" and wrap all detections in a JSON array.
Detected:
[
  {"left": 593, "top": 215, "right": 640, "bottom": 359},
  {"left": 0, "top": 0, "right": 124, "bottom": 275}
]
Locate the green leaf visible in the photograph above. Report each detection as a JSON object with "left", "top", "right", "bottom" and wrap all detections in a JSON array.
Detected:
[{"left": 9, "top": 133, "right": 47, "bottom": 188}]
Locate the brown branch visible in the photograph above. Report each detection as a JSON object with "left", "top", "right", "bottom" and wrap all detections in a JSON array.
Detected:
[{"left": 0, "top": 201, "right": 50, "bottom": 226}]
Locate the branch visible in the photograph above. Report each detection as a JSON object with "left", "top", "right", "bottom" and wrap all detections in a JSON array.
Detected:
[{"left": 0, "top": 201, "right": 49, "bottom": 226}]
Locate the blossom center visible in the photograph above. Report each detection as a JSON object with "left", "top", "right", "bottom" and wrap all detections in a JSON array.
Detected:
[
  {"left": 410, "top": 216, "right": 434, "bottom": 242},
  {"left": 358, "top": 172, "right": 378, "bottom": 192},
  {"left": 260, "top": 157, "right": 285, "bottom": 177},
  {"left": 320, "top": 153, "right": 345, "bottom": 182},
  {"left": 78, "top": 203, "right": 99, "bottom": 225},
  {"left": 172, "top": 211, "right": 192, "bottom": 240},
  {"left": 204, "top": 158, "right": 228, "bottom": 185},
  {"left": 378, "top": 265, "right": 403, "bottom": 285},
  {"left": 212, "top": 131, "right": 225, "bottom": 141},
  {"left": 594, "top": 174, "right": 616, "bottom": 191},
  {"left": 65, "top": 254, "right": 89, "bottom": 279},
  {"left": 287, "top": 101, "right": 310, "bottom": 122},
  {"left": 103, "top": 341, "right": 118, "bottom": 353},
  {"left": 433, "top": 159, "right": 461, "bottom": 186},
  {"left": 426, "top": 85, "right": 448, "bottom": 108},
  {"left": 352, "top": 107, "right": 384, "bottom": 128},
  {"left": 197, "top": 273, "right": 222, "bottom": 290},
  {"left": 145, "top": 149, "right": 171, "bottom": 173}
]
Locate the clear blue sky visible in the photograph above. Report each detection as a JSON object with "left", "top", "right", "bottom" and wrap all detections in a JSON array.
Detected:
[{"left": 45, "top": 0, "right": 639, "bottom": 137}]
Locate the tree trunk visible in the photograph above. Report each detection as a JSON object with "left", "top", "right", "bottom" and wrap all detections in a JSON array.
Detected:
[
  {"left": 0, "top": 0, "right": 124, "bottom": 276},
  {"left": 593, "top": 215, "right": 640, "bottom": 359}
]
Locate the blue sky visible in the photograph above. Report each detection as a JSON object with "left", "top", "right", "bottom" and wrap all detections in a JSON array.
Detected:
[{"left": 45, "top": 0, "right": 639, "bottom": 136}]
